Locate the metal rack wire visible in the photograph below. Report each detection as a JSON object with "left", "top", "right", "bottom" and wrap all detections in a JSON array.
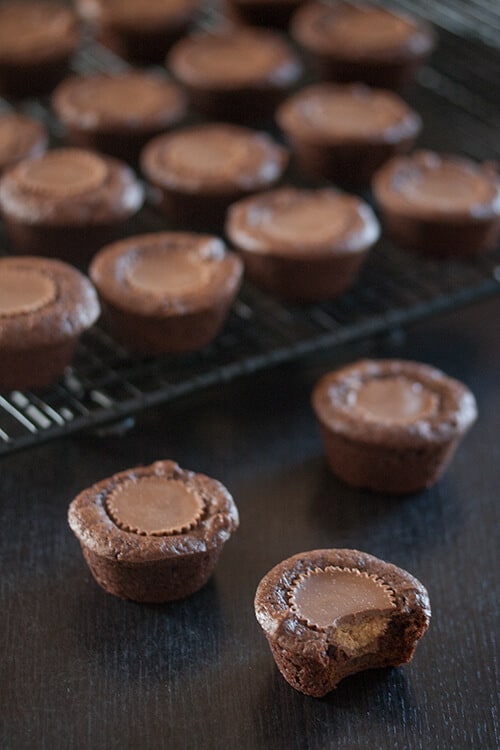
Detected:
[{"left": 1, "top": 14, "right": 499, "bottom": 457}]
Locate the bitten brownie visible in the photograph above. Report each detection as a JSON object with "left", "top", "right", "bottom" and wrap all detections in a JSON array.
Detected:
[
  {"left": 255, "top": 548, "right": 431, "bottom": 697},
  {"left": 68, "top": 460, "right": 239, "bottom": 603},
  {"left": 0, "top": 1, "right": 80, "bottom": 98},
  {"left": 0, "top": 148, "right": 144, "bottom": 263},
  {"left": 311, "top": 359, "right": 478, "bottom": 494},
  {"left": 372, "top": 151, "right": 500, "bottom": 258},
  {"left": 226, "top": 187, "right": 379, "bottom": 302},
  {"left": 89, "top": 231, "right": 243, "bottom": 354},
  {"left": 291, "top": 1, "right": 436, "bottom": 91},
  {"left": 52, "top": 72, "right": 187, "bottom": 163},
  {"left": 0, "top": 256, "right": 100, "bottom": 391},
  {"left": 0, "top": 113, "right": 48, "bottom": 176}
]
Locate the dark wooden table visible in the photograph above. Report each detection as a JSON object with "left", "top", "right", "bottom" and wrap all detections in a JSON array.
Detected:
[{"left": 1, "top": 295, "right": 499, "bottom": 750}]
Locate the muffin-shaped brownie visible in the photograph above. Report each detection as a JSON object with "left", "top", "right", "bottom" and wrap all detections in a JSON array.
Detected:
[
  {"left": 0, "top": 148, "right": 144, "bottom": 263},
  {"left": 68, "top": 460, "right": 239, "bottom": 603},
  {"left": 255, "top": 548, "right": 431, "bottom": 697},
  {"left": 277, "top": 83, "right": 420, "bottom": 187},
  {"left": 225, "top": 0, "right": 306, "bottom": 29},
  {"left": 141, "top": 123, "right": 288, "bottom": 231},
  {"left": 291, "top": 2, "right": 436, "bottom": 91},
  {"left": 52, "top": 72, "right": 187, "bottom": 163},
  {"left": 0, "top": 1, "right": 79, "bottom": 98},
  {"left": 77, "top": 0, "right": 199, "bottom": 64},
  {"left": 226, "top": 187, "right": 379, "bottom": 301},
  {"left": 312, "top": 359, "right": 477, "bottom": 494},
  {"left": 0, "top": 256, "right": 99, "bottom": 391},
  {"left": 168, "top": 27, "right": 302, "bottom": 123},
  {"left": 0, "top": 113, "right": 48, "bottom": 176},
  {"left": 373, "top": 151, "right": 500, "bottom": 258},
  {"left": 89, "top": 232, "right": 243, "bottom": 354}
]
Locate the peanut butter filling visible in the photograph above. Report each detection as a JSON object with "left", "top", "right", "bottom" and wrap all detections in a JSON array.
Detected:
[
  {"left": 106, "top": 476, "right": 204, "bottom": 536},
  {"left": 349, "top": 375, "right": 439, "bottom": 424},
  {"left": 17, "top": 150, "right": 108, "bottom": 197},
  {"left": 0, "top": 268, "right": 57, "bottom": 316},
  {"left": 126, "top": 247, "right": 213, "bottom": 295}
]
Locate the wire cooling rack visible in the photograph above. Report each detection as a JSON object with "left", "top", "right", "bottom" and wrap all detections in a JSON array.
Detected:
[{"left": 1, "top": 11, "right": 499, "bottom": 456}]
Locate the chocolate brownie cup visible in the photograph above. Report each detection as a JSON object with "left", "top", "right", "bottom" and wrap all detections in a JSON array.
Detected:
[
  {"left": 0, "top": 256, "right": 99, "bottom": 391},
  {"left": 89, "top": 232, "right": 243, "bottom": 354},
  {"left": 0, "top": 113, "right": 48, "bottom": 176},
  {"left": 291, "top": 2, "right": 436, "bottom": 91},
  {"left": 255, "top": 548, "right": 431, "bottom": 697},
  {"left": 0, "top": 148, "right": 144, "bottom": 263},
  {"left": 52, "top": 72, "right": 187, "bottom": 164},
  {"left": 77, "top": 0, "right": 199, "bottom": 64},
  {"left": 312, "top": 359, "right": 478, "bottom": 494},
  {"left": 225, "top": 0, "right": 306, "bottom": 29},
  {"left": 276, "top": 83, "right": 421, "bottom": 187},
  {"left": 0, "top": 1, "right": 79, "bottom": 98},
  {"left": 372, "top": 151, "right": 500, "bottom": 258},
  {"left": 226, "top": 187, "right": 379, "bottom": 301},
  {"left": 168, "top": 27, "right": 302, "bottom": 123},
  {"left": 141, "top": 123, "right": 288, "bottom": 231},
  {"left": 68, "top": 460, "right": 239, "bottom": 603}
]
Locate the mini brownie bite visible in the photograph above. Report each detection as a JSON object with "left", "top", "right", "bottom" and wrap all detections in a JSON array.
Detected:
[
  {"left": 372, "top": 151, "right": 500, "bottom": 258},
  {"left": 276, "top": 83, "right": 420, "bottom": 187},
  {"left": 225, "top": 0, "right": 306, "bottom": 29},
  {"left": 89, "top": 232, "right": 243, "bottom": 354},
  {"left": 0, "top": 148, "right": 144, "bottom": 263},
  {"left": 0, "top": 1, "right": 79, "bottom": 98},
  {"left": 52, "top": 72, "right": 187, "bottom": 163},
  {"left": 141, "top": 123, "right": 288, "bottom": 231},
  {"left": 68, "top": 460, "right": 239, "bottom": 603},
  {"left": 0, "top": 256, "right": 99, "bottom": 391},
  {"left": 167, "top": 27, "right": 302, "bottom": 123},
  {"left": 76, "top": 0, "right": 199, "bottom": 64},
  {"left": 312, "top": 359, "right": 477, "bottom": 494},
  {"left": 255, "top": 548, "right": 431, "bottom": 697},
  {"left": 226, "top": 187, "right": 379, "bottom": 302},
  {"left": 0, "top": 113, "right": 48, "bottom": 176},
  {"left": 291, "top": 1, "right": 436, "bottom": 91}
]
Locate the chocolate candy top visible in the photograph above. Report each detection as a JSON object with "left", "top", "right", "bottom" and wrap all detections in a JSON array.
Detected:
[
  {"left": 89, "top": 232, "right": 243, "bottom": 317},
  {"left": 373, "top": 151, "right": 500, "bottom": 220},
  {"left": 277, "top": 83, "right": 421, "bottom": 144},
  {"left": 68, "top": 460, "right": 239, "bottom": 563},
  {"left": 52, "top": 72, "right": 186, "bottom": 133},
  {"left": 291, "top": 2, "right": 435, "bottom": 61},
  {"left": 0, "top": 148, "right": 144, "bottom": 226},
  {"left": 0, "top": 1, "right": 79, "bottom": 63},
  {"left": 168, "top": 27, "right": 302, "bottom": 89},
  {"left": 312, "top": 359, "right": 478, "bottom": 449},
  {"left": 0, "top": 114, "right": 48, "bottom": 176},
  {"left": 141, "top": 123, "right": 287, "bottom": 194},
  {"left": 226, "top": 187, "right": 380, "bottom": 257}
]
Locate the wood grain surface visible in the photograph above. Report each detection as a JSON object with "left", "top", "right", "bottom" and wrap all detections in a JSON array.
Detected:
[{"left": 1, "top": 296, "right": 499, "bottom": 750}]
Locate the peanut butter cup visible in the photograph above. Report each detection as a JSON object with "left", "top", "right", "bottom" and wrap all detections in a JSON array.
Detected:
[
  {"left": 0, "top": 1, "right": 80, "bottom": 98},
  {"left": 167, "top": 27, "right": 302, "bottom": 123},
  {"left": 0, "top": 113, "right": 48, "bottom": 176},
  {"left": 68, "top": 460, "right": 239, "bottom": 603},
  {"left": 226, "top": 187, "right": 379, "bottom": 301},
  {"left": 291, "top": 2, "right": 436, "bottom": 91},
  {"left": 277, "top": 83, "right": 420, "bottom": 186},
  {"left": 52, "top": 72, "right": 187, "bottom": 163},
  {"left": 0, "top": 256, "right": 100, "bottom": 391},
  {"left": 140, "top": 123, "right": 288, "bottom": 230},
  {"left": 255, "top": 548, "right": 431, "bottom": 697},
  {"left": 0, "top": 148, "right": 144, "bottom": 263},
  {"left": 312, "top": 359, "right": 478, "bottom": 494},
  {"left": 89, "top": 231, "right": 243, "bottom": 354},
  {"left": 225, "top": 0, "right": 306, "bottom": 29},
  {"left": 373, "top": 151, "right": 500, "bottom": 258},
  {"left": 76, "top": 0, "right": 199, "bottom": 64}
]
